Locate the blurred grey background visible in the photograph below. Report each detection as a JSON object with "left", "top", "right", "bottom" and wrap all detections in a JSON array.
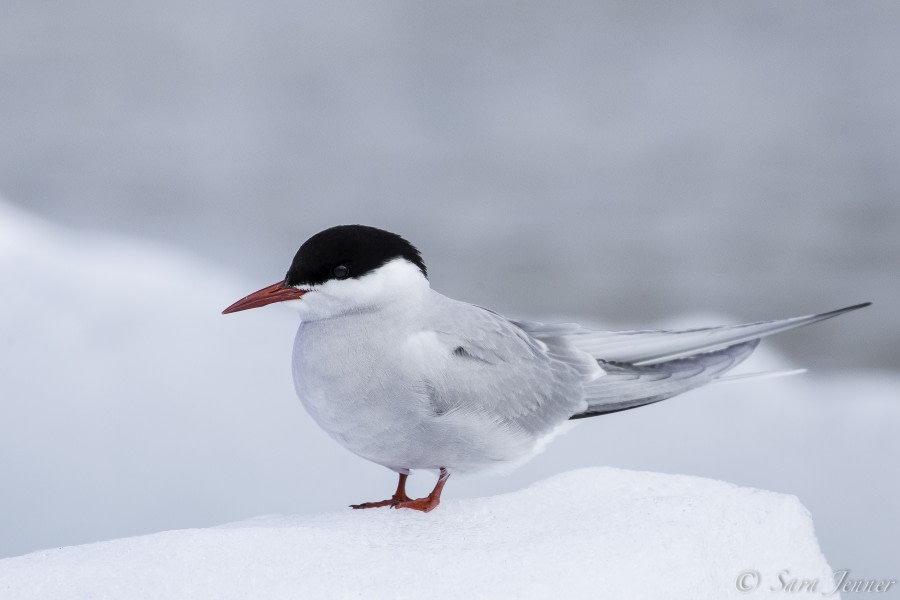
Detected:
[
  {"left": 2, "top": 0, "right": 899, "bottom": 584},
  {"left": 2, "top": 1, "right": 897, "bottom": 369}
]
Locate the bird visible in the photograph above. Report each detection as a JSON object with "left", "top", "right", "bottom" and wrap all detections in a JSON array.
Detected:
[{"left": 222, "top": 224, "right": 870, "bottom": 512}]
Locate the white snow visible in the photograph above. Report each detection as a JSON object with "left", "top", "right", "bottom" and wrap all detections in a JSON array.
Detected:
[{"left": 0, "top": 467, "right": 839, "bottom": 600}]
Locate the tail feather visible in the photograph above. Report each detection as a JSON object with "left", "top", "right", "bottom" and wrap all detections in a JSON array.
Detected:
[
  {"left": 712, "top": 368, "right": 807, "bottom": 384},
  {"left": 512, "top": 303, "right": 871, "bottom": 421},
  {"left": 539, "top": 302, "right": 870, "bottom": 366}
]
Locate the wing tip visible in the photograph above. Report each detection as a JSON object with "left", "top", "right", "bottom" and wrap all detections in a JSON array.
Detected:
[{"left": 813, "top": 301, "right": 872, "bottom": 320}]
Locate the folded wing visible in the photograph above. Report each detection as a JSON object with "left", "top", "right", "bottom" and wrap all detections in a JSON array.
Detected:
[
  {"left": 541, "top": 303, "right": 869, "bottom": 366},
  {"left": 514, "top": 303, "right": 870, "bottom": 419}
]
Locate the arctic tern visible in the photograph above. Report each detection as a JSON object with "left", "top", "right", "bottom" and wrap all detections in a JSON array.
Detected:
[{"left": 223, "top": 225, "right": 869, "bottom": 512}]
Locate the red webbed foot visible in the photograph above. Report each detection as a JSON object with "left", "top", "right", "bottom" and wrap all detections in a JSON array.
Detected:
[{"left": 350, "top": 472, "right": 411, "bottom": 509}]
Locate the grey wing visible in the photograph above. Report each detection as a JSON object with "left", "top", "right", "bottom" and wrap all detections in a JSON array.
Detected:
[
  {"left": 425, "top": 299, "right": 597, "bottom": 436},
  {"left": 513, "top": 318, "right": 760, "bottom": 418},
  {"left": 513, "top": 303, "right": 869, "bottom": 418},
  {"left": 516, "top": 303, "right": 869, "bottom": 366},
  {"left": 573, "top": 340, "right": 758, "bottom": 418}
]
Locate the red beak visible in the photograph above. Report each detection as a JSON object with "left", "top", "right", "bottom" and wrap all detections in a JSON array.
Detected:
[{"left": 222, "top": 281, "right": 306, "bottom": 314}]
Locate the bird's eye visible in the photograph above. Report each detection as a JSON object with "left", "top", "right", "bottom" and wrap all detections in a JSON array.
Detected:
[{"left": 332, "top": 265, "right": 350, "bottom": 279}]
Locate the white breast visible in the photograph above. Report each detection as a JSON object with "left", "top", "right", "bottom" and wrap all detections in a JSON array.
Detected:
[{"left": 291, "top": 309, "right": 436, "bottom": 470}]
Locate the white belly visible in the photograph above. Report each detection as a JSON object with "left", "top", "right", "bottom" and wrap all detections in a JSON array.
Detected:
[{"left": 291, "top": 319, "right": 538, "bottom": 472}]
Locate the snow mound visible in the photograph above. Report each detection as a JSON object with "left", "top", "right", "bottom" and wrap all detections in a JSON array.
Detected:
[{"left": 0, "top": 468, "right": 836, "bottom": 600}]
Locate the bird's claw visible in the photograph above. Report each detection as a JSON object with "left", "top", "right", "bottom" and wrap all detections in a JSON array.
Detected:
[
  {"left": 350, "top": 493, "right": 412, "bottom": 510},
  {"left": 392, "top": 497, "right": 440, "bottom": 513}
]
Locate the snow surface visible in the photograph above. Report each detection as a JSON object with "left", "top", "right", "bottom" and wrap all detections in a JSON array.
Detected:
[{"left": 0, "top": 467, "right": 838, "bottom": 600}]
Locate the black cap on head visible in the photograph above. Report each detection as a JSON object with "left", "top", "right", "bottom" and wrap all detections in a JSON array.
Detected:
[{"left": 285, "top": 225, "right": 427, "bottom": 287}]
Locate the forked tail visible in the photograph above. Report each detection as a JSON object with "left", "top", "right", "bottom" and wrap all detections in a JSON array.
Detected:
[{"left": 537, "top": 302, "right": 871, "bottom": 419}]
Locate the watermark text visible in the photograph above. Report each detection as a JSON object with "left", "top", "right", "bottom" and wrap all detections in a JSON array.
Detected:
[{"left": 735, "top": 569, "right": 896, "bottom": 595}]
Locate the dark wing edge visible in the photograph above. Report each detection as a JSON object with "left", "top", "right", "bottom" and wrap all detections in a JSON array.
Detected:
[{"left": 570, "top": 339, "right": 758, "bottom": 419}]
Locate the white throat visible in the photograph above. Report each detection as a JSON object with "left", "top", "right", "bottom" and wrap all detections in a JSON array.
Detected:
[{"left": 286, "top": 258, "right": 430, "bottom": 321}]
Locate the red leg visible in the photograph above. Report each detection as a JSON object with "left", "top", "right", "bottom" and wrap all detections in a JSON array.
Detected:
[
  {"left": 393, "top": 468, "right": 450, "bottom": 513},
  {"left": 350, "top": 473, "right": 412, "bottom": 509}
]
